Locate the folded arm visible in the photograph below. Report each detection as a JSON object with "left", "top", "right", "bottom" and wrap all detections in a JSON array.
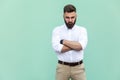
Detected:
[{"left": 61, "top": 40, "right": 82, "bottom": 53}]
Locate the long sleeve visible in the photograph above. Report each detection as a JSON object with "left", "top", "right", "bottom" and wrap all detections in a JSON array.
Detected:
[
  {"left": 52, "top": 28, "right": 63, "bottom": 53},
  {"left": 78, "top": 27, "right": 88, "bottom": 50}
]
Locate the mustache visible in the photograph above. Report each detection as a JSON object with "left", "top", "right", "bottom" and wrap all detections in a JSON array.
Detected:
[{"left": 68, "top": 22, "right": 73, "bottom": 24}]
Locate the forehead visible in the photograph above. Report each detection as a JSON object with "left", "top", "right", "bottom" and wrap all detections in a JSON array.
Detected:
[{"left": 64, "top": 12, "right": 76, "bottom": 17}]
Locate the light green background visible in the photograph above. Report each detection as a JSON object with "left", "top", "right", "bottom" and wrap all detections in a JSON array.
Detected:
[{"left": 0, "top": 0, "right": 120, "bottom": 80}]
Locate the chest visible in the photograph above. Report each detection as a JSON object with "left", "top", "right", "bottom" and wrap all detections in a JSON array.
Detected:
[{"left": 59, "top": 30, "right": 81, "bottom": 41}]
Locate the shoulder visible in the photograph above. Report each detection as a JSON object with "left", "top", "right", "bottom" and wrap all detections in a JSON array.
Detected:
[
  {"left": 75, "top": 25, "right": 87, "bottom": 32},
  {"left": 53, "top": 25, "right": 64, "bottom": 32}
]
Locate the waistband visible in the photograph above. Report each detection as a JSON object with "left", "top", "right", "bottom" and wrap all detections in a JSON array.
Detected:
[{"left": 58, "top": 60, "right": 83, "bottom": 66}]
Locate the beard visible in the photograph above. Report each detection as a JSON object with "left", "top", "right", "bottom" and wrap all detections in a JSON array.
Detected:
[{"left": 64, "top": 19, "right": 76, "bottom": 29}]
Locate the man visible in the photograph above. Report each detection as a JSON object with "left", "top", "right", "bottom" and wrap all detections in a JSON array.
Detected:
[{"left": 52, "top": 4, "right": 88, "bottom": 80}]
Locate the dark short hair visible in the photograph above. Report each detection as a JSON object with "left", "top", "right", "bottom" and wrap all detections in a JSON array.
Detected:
[{"left": 64, "top": 4, "right": 76, "bottom": 13}]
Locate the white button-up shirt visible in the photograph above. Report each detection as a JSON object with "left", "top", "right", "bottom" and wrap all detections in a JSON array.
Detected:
[{"left": 52, "top": 24, "right": 88, "bottom": 62}]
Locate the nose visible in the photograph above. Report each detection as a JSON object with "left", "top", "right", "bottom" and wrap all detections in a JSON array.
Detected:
[{"left": 68, "top": 18, "right": 72, "bottom": 22}]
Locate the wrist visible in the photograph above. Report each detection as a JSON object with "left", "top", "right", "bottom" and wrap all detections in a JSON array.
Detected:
[{"left": 60, "top": 39, "right": 64, "bottom": 44}]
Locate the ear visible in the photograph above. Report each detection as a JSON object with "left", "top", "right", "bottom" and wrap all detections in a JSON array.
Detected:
[{"left": 76, "top": 14, "right": 77, "bottom": 18}]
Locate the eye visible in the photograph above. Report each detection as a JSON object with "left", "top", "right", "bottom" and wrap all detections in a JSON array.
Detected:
[
  {"left": 65, "top": 17, "right": 70, "bottom": 19},
  {"left": 71, "top": 17, "right": 75, "bottom": 19}
]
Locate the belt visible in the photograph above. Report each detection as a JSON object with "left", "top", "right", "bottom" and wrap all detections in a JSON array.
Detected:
[{"left": 58, "top": 60, "right": 83, "bottom": 66}]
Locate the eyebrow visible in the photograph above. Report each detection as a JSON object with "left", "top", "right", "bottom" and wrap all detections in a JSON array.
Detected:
[{"left": 65, "top": 16, "right": 75, "bottom": 18}]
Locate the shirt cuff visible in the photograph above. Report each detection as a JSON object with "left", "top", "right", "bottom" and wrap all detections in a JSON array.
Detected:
[
  {"left": 79, "top": 41, "right": 86, "bottom": 50},
  {"left": 58, "top": 44, "right": 64, "bottom": 53}
]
